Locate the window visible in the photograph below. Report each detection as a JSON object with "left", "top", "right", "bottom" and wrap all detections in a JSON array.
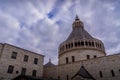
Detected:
[
  {"left": 87, "top": 55, "right": 90, "bottom": 59},
  {"left": 58, "top": 76, "right": 60, "bottom": 80},
  {"left": 71, "top": 43, "right": 73, "bottom": 48},
  {"left": 72, "top": 56, "right": 75, "bottom": 62},
  {"left": 94, "top": 55, "right": 97, "bottom": 58},
  {"left": 34, "top": 58, "right": 38, "bottom": 64},
  {"left": 32, "top": 70, "right": 37, "bottom": 76},
  {"left": 89, "top": 42, "right": 91, "bottom": 46},
  {"left": 7, "top": 65, "right": 14, "bottom": 74},
  {"left": 21, "top": 68, "right": 26, "bottom": 75},
  {"left": 75, "top": 42, "right": 77, "bottom": 47},
  {"left": 66, "top": 57, "right": 69, "bottom": 63},
  {"left": 85, "top": 41, "right": 88, "bottom": 46},
  {"left": 68, "top": 44, "right": 70, "bottom": 48},
  {"left": 92, "top": 42, "right": 94, "bottom": 47},
  {"left": 24, "top": 55, "right": 29, "bottom": 62},
  {"left": 11, "top": 51, "right": 17, "bottom": 59},
  {"left": 81, "top": 42, "right": 84, "bottom": 46},
  {"left": 66, "top": 45, "right": 68, "bottom": 49},
  {"left": 78, "top": 42, "right": 80, "bottom": 46},
  {"left": 67, "top": 75, "right": 69, "bottom": 80},
  {"left": 111, "top": 70, "right": 115, "bottom": 77},
  {"left": 99, "top": 71, "right": 103, "bottom": 78}
]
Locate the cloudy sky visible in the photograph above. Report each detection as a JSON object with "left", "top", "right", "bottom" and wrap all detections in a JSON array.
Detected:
[{"left": 0, "top": 0, "right": 120, "bottom": 64}]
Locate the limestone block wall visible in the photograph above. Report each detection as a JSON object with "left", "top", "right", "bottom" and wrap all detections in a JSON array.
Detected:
[
  {"left": 0, "top": 43, "right": 44, "bottom": 80},
  {"left": 0, "top": 43, "right": 3, "bottom": 58},
  {"left": 43, "top": 66, "right": 58, "bottom": 79},
  {"left": 59, "top": 49, "right": 105, "bottom": 65},
  {"left": 44, "top": 54, "right": 120, "bottom": 80}
]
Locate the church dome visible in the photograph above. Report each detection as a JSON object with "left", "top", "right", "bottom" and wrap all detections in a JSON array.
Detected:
[
  {"left": 59, "top": 15, "right": 106, "bottom": 57},
  {"left": 44, "top": 59, "right": 55, "bottom": 67}
]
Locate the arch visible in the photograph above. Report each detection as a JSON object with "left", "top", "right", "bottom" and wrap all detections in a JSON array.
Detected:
[
  {"left": 71, "top": 43, "right": 73, "bottom": 48},
  {"left": 85, "top": 41, "right": 88, "bottom": 46},
  {"left": 89, "top": 42, "right": 91, "bottom": 46},
  {"left": 81, "top": 41, "right": 84, "bottom": 46},
  {"left": 78, "top": 41, "right": 80, "bottom": 46},
  {"left": 86, "top": 55, "right": 90, "bottom": 59},
  {"left": 68, "top": 43, "right": 70, "bottom": 48},
  {"left": 99, "top": 71, "right": 103, "bottom": 78},
  {"left": 92, "top": 42, "right": 94, "bottom": 47},
  {"left": 75, "top": 42, "right": 78, "bottom": 47}
]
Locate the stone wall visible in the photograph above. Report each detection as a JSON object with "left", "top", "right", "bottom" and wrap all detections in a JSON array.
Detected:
[
  {"left": 44, "top": 53, "right": 120, "bottom": 80},
  {"left": 59, "top": 49, "right": 105, "bottom": 65},
  {"left": 0, "top": 43, "right": 44, "bottom": 80}
]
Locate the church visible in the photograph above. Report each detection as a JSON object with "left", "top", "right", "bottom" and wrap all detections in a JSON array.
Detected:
[
  {"left": 43, "top": 16, "right": 120, "bottom": 80},
  {"left": 0, "top": 15, "right": 120, "bottom": 80}
]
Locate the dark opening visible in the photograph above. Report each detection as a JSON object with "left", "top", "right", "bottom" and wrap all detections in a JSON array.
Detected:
[
  {"left": 32, "top": 70, "right": 37, "bottom": 76},
  {"left": 111, "top": 70, "right": 115, "bottom": 77},
  {"left": 94, "top": 55, "right": 97, "bottom": 58},
  {"left": 21, "top": 68, "right": 26, "bottom": 75},
  {"left": 72, "top": 56, "right": 75, "bottom": 62},
  {"left": 24, "top": 55, "right": 29, "bottom": 62},
  {"left": 11, "top": 52, "right": 17, "bottom": 59},
  {"left": 67, "top": 75, "right": 69, "bottom": 80},
  {"left": 99, "top": 71, "right": 103, "bottom": 78},
  {"left": 7, "top": 65, "right": 14, "bottom": 74},
  {"left": 66, "top": 57, "right": 69, "bottom": 63},
  {"left": 87, "top": 55, "right": 90, "bottom": 59},
  {"left": 58, "top": 76, "right": 60, "bottom": 80},
  {"left": 81, "top": 41, "right": 84, "bottom": 46}
]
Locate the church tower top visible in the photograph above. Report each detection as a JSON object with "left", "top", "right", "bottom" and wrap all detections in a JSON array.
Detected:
[
  {"left": 58, "top": 15, "right": 106, "bottom": 62},
  {"left": 72, "top": 15, "right": 84, "bottom": 29}
]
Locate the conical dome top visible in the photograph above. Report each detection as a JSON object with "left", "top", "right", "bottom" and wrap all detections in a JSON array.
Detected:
[
  {"left": 44, "top": 59, "right": 55, "bottom": 67},
  {"left": 66, "top": 16, "right": 93, "bottom": 41}
]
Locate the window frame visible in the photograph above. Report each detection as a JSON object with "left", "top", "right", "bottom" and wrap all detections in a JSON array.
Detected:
[
  {"left": 11, "top": 51, "right": 17, "bottom": 59},
  {"left": 34, "top": 58, "right": 38, "bottom": 64},
  {"left": 32, "top": 70, "right": 37, "bottom": 76},
  {"left": 7, "top": 65, "right": 14, "bottom": 74},
  {"left": 24, "top": 55, "right": 29, "bottom": 62},
  {"left": 21, "top": 68, "right": 26, "bottom": 75}
]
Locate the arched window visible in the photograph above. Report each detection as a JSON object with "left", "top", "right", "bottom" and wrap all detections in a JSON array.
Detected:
[
  {"left": 89, "top": 42, "right": 91, "bottom": 46},
  {"left": 99, "top": 71, "right": 103, "bottom": 78},
  {"left": 92, "top": 42, "right": 94, "bottom": 47},
  {"left": 85, "top": 41, "right": 88, "bottom": 46},
  {"left": 81, "top": 41, "right": 84, "bottom": 46},
  {"left": 78, "top": 41, "right": 80, "bottom": 46},
  {"left": 58, "top": 76, "right": 60, "bottom": 80},
  {"left": 99, "top": 44, "right": 102, "bottom": 48},
  {"left": 72, "top": 56, "right": 75, "bottom": 62},
  {"left": 95, "top": 42, "right": 98, "bottom": 47},
  {"left": 67, "top": 75, "right": 69, "bottom": 80},
  {"left": 66, "top": 57, "right": 69, "bottom": 63},
  {"left": 111, "top": 70, "right": 115, "bottom": 77},
  {"left": 68, "top": 44, "right": 70, "bottom": 48},
  {"left": 66, "top": 45, "right": 68, "bottom": 49},
  {"left": 71, "top": 43, "right": 73, "bottom": 48},
  {"left": 75, "top": 42, "right": 77, "bottom": 47},
  {"left": 86, "top": 55, "right": 90, "bottom": 59},
  {"left": 94, "top": 55, "right": 97, "bottom": 58}
]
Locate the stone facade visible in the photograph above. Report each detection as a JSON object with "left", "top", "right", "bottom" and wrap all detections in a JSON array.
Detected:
[
  {"left": 0, "top": 43, "right": 44, "bottom": 80},
  {"left": 44, "top": 54, "right": 120, "bottom": 80},
  {"left": 43, "top": 16, "right": 120, "bottom": 80}
]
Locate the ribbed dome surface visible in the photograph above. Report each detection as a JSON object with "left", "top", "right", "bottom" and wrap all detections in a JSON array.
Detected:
[
  {"left": 66, "top": 15, "right": 93, "bottom": 41},
  {"left": 66, "top": 27, "right": 93, "bottom": 41}
]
